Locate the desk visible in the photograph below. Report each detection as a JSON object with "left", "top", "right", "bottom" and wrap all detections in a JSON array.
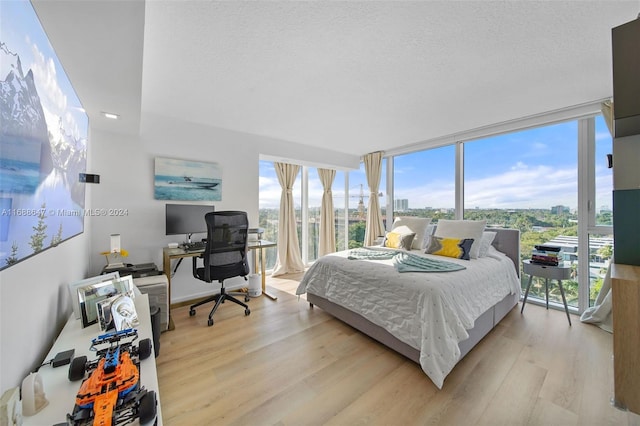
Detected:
[
  {"left": 23, "top": 294, "right": 162, "bottom": 425},
  {"left": 521, "top": 259, "right": 572, "bottom": 325},
  {"left": 162, "top": 240, "right": 278, "bottom": 313}
]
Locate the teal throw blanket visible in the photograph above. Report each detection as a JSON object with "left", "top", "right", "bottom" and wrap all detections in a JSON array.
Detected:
[{"left": 347, "top": 248, "right": 466, "bottom": 273}]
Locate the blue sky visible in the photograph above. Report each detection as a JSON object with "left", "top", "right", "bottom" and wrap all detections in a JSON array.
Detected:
[
  {"left": 1, "top": 0, "right": 88, "bottom": 143},
  {"left": 260, "top": 115, "right": 612, "bottom": 212}
]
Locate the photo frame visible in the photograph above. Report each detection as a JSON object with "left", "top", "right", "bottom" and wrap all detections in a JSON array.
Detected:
[
  {"left": 111, "top": 295, "right": 139, "bottom": 331},
  {"left": 154, "top": 157, "right": 222, "bottom": 201},
  {"left": 78, "top": 276, "right": 135, "bottom": 328},
  {"left": 68, "top": 272, "right": 120, "bottom": 320},
  {"left": 96, "top": 295, "right": 119, "bottom": 332}
]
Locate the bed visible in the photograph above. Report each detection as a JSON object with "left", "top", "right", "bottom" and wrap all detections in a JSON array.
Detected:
[{"left": 295, "top": 226, "right": 521, "bottom": 389}]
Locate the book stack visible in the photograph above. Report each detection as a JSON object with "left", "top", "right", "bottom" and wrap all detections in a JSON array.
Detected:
[{"left": 531, "top": 245, "right": 562, "bottom": 266}]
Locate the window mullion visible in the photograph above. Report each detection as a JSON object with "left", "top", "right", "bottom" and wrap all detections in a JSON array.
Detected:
[
  {"left": 577, "top": 117, "right": 593, "bottom": 313},
  {"left": 455, "top": 141, "right": 464, "bottom": 219},
  {"left": 301, "top": 166, "right": 309, "bottom": 264}
]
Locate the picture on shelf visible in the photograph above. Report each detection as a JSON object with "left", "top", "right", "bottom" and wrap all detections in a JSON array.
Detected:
[
  {"left": 78, "top": 276, "right": 135, "bottom": 328},
  {"left": 67, "top": 272, "right": 120, "bottom": 320},
  {"left": 96, "top": 295, "right": 118, "bottom": 332},
  {"left": 111, "top": 295, "right": 139, "bottom": 331}
]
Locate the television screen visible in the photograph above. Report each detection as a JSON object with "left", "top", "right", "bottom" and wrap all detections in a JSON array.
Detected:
[
  {"left": 1, "top": 1, "right": 88, "bottom": 270},
  {"left": 165, "top": 204, "right": 215, "bottom": 237}
]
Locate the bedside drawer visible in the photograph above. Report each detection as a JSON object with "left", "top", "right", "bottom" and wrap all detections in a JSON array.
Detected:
[{"left": 523, "top": 260, "right": 571, "bottom": 281}]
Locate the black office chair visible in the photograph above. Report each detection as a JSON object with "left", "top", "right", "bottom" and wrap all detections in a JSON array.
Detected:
[{"left": 189, "top": 211, "right": 251, "bottom": 326}]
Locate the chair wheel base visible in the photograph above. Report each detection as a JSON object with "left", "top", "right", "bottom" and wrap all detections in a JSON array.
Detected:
[
  {"left": 207, "top": 318, "right": 214, "bottom": 326},
  {"left": 245, "top": 296, "right": 250, "bottom": 302},
  {"left": 245, "top": 308, "right": 250, "bottom": 316},
  {"left": 189, "top": 309, "right": 196, "bottom": 317}
]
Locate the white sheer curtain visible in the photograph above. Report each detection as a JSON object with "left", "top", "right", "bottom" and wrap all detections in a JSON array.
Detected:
[
  {"left": 318, "top": 168, "right": 336, "bottom": 257},
  {"left": 363, "top": 151, "right": 385, "bottom": 246},
  {"left": 580, "top": 258, "right": 613, "bottom": 332},
  {"left": 272, "top": 162, "right": 305, "bottom": 276},
  {"left": 580, "top": 103, "right": 614, "bottom": 332}
]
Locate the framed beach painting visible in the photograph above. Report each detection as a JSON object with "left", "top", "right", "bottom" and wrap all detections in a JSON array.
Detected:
[{"left": 154, "top": 157, "right": 222, "bottom": 201}]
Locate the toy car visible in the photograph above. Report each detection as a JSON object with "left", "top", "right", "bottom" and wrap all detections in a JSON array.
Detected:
[{"left": 66, "top": 328, "right": 157, "bottom": 425}]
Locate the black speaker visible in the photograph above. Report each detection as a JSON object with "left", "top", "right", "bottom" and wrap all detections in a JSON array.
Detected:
[
  {"left": 149, "top": 304, "right": 161, "bottom": 357},
  {"left": 79, "top": 173, "right": 100, "bottom": 184}
]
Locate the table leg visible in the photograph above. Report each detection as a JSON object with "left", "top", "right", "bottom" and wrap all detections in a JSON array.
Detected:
[
  {"left": 521, "top": 275, "right": 533, "bottom": 313},
  {"left": 260, "top": 247, "right": 278, "bottom": 300},
  {"left": 545, "top": 278, "right": 549, "bottom": 309},
  {"left": 557, "top": 280, "right": 572, "bottom": 326},
  {"left": 162, "top": 250, "right": 175, "bottom": 331}
]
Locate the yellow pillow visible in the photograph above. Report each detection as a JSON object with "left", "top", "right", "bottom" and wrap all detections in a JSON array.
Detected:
[
  {"left": 425, "top": 236, "right": 474, "bottom": 260},
  {"left": 383, "top": 229, "right": 416, "bottom": 250}
]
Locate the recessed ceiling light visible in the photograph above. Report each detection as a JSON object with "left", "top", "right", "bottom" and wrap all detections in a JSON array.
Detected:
[{"left": 102, "top": 112, "right": 119, "bottom": 120}]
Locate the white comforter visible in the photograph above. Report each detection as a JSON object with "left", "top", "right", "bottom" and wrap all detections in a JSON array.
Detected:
[{"left": 295, "top": 246, "right": 521, "bottom": 388}]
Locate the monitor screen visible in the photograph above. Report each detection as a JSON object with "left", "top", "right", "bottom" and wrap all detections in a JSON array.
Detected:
[{"left": 165, "top": 204, "right": 215, "bottom": 236}]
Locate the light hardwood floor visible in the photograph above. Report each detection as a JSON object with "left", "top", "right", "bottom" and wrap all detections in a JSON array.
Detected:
[{"left": 157, "top": 274, "right": 640, "bottom": 425}]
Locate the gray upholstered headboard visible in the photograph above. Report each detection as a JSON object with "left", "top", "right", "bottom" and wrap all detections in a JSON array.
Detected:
[
  {"left": 486, "top": 227, "right": 521, "bottom": 277},
  {"left": 425, "top": 225, "right": 521, "bottom": 276}
]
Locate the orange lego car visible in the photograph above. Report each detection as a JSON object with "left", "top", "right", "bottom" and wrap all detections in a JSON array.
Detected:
[{"left": 66, "top": 329, "right": 157, "bottom": 425}]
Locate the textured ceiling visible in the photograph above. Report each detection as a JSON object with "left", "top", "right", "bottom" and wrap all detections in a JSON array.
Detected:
[{"left": 33, "top": 1, "right": 640, "bottom": 157}]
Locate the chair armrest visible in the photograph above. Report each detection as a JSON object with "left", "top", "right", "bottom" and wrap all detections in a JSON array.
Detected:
[{"left": 192, "top": 255, "right": 202, "bottom": 278}]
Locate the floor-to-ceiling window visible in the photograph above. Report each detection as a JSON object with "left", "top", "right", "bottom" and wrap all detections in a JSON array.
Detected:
[
  {"left": 258, "top": 160, "right": 301, "bottom": 270},
  {"left": 463, "top": 121, "right": 581, "bottom": 307},
  {"left": 586, "top": 115, "right": 614, "bottom": 307},
  {"left": 260, "top": 161, "right": 349, "bottom": 268},
  {"left": 258, "top": 107, "right": 613, "bottom": 311},
  {"left": 393, "top": 145, "right": 456, "bottom": 224},
  {"left": 388, "top": 110, "right": 613, "bottom": 314},
  {"left": 333, "top": 170, "right": 348, "bottom": 252},
  {"left": 306, "top": 168, "right": 322, "bottom": 263},
  {"left": 347, "top": 159, "right": 387, "bottom": 248}
]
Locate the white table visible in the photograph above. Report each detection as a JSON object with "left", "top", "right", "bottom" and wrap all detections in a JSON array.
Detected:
[{"left": 22, "top": 293, "right": 162, "bottom": 425}]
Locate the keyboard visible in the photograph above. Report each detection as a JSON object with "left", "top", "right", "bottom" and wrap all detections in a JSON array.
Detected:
[{"left": 184, "top": 241, "right": 206, "bottom": 251}]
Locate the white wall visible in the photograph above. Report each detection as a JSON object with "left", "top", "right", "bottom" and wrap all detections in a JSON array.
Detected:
[
  {"left": 0, "top": 110, "right": 357, "bottom": 392},
  {"left": 0, "top": 126, "right": 99, "bottom": 392},
  {"left": 88, "top": 112, "right": 359, "bottom": 302},
  {"left": 0, "top": 218, "right": 90, "bottom": 392}
]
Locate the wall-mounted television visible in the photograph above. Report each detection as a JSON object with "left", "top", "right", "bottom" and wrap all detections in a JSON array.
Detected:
[
  {"left": 165, "top": 204, "right": 215, "bottom": 242},
  {"left": 0, "top": 1, "right": 88, "bottom": 270}
]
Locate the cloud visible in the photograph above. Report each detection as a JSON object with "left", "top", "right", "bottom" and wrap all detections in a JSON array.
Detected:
[{"left": 28, "top": 38, "right": 82, "bottom": 141}]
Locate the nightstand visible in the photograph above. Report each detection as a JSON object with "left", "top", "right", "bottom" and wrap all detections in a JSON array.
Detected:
[{"left": 521, "top": 259, "right": 572, "bottom": 325}]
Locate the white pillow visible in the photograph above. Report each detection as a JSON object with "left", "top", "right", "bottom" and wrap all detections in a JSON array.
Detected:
[
  {"left": 434, "top": 219, "right": 486, "bottom": 259},
  {"left": 382, "top": 225, "right": 416, "bottom": 250},
  {"left": 391, "top": 216, "right": 431, "bottom": 250},
  {"left": 478, "top": 231, "right": 497, "bottom": 258},
  {"left": 422, "top": 223, "right": 437, "bottom": 249}
]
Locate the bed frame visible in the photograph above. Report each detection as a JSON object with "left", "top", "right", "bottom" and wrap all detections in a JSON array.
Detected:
[{"left": 307, "top": 228, "right": 521, "bottom": 365}]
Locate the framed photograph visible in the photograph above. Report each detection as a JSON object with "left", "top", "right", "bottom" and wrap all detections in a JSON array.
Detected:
[
  {"left": 78, "top": 276, "right": 135, "bottom": 328},
  {"left": 154, "top": 157, "right": 222, "bottom": 201},
  {"left": 96, "top": 295, "right": 119, "bottom": 332},
  {"left": 68, "top": 272, "right": 120, "bottom": 320},
  {"left": 111, "top": 295, "right": 139, "bottom": 331}
]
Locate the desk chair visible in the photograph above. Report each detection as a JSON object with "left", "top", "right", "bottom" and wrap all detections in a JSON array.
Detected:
[{"left": 189, "top": 211, "right": 251, "bottom": 326}]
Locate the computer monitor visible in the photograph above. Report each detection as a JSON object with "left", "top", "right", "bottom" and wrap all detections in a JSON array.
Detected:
[{"left": 165, "top": 204, "right": 215, "bottom": 242}]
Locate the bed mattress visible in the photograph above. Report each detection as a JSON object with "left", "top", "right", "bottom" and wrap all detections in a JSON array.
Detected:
[{"left": 296, "top": 246, "right": 521, "bottom": 388}]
